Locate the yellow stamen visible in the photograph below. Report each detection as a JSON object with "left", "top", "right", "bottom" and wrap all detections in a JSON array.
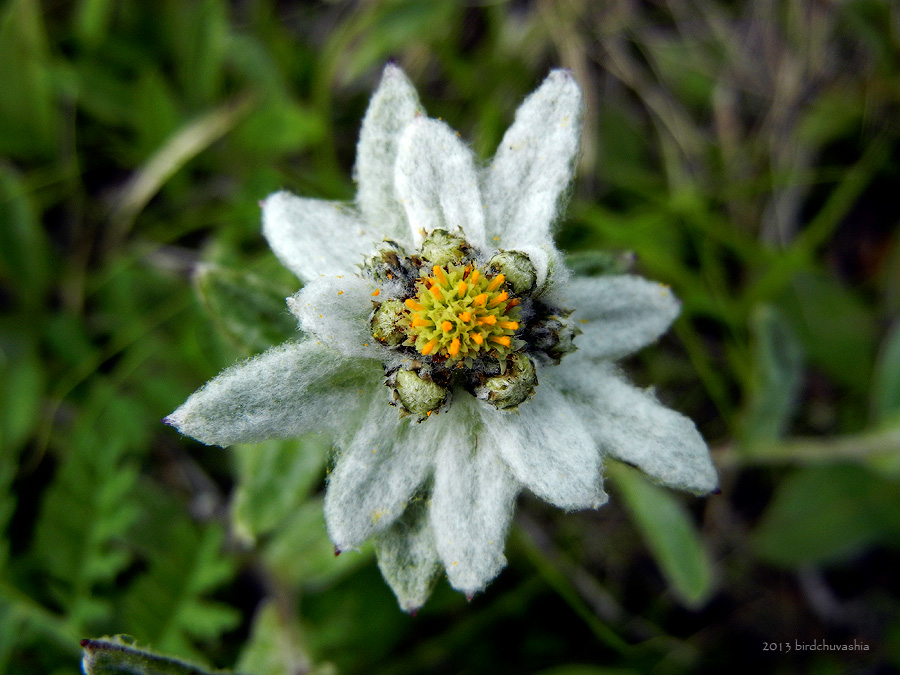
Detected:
[
  {"left": 478, "top": 315, "right": 497, "bottom": 326},
  {"left": 459, "top": 311, "right": 471, "bottom": 322},
  {"left": 470, "top": 332, "right": 483, "bottom": 345},
  {"left": 405, "top": 298, "right": 424, "bottom": 311},
  {"left": 490, "top": 335, "right": 510, "bottom": 347},
  {"left": 457, "top": 280, "right": 467, "bottom": 297},
  {"left": 441, "top": 320, "right": 453, "bottom": 332},
  {"left": 421, "top": 338, "right": 438, "bottom": 355},
  {"left": 470, "top": 269, "right": 480, "bottom": 285},
  {"left": 429, "top": 284, "right": 443, "bottom": 300},
  {"left": 473, "top": 293, "right": 487, "bottom": 307},
  {"left": 489, "top": 291, "right": 509, "bottom": 307},
  {"left": 433, "top": 265, "right": 447, "bottom": 286},
  {"left": 372, "top": 289, "right": 380, "bottom": 297},
  {"left": 499, "top": 321, "right": 519, "bottom": 330},
  {"left": 448, "top": 337, "right": 460, "bottom": 356},
  {"left": 412, "top": 316, "right": 430, "bottom": 327},
  {"left": 487, "top": 274, "right": 505, "bottom": 292}
]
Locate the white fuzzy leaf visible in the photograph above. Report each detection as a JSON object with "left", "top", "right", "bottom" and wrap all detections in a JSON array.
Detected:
[
  {"left": 395, "top": 117, "right": 486, "bottom": 248},
  {"left": 559, "top": 275, "right": 681, "bottom": 360},
  {"left": 261, "top": 192, "right": 375, "bottom": 283},
  {"left": 166, "top": 341, "right": 379, "bottom": 447}
]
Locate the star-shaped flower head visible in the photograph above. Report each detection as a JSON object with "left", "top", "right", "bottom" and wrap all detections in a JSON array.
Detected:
[{"left": 166, "top": 65, "right": 718, "bottom": 612}]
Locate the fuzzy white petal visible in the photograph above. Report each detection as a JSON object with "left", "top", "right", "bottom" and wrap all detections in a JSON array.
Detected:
[
  {"left": 559, "top": 275, "right": 681, "bottom": 360},
  {"left": 374, "top": 500, "right": 441, "bottom": 613},
  {"left": 430, "top": 398, "right": 519, "bottom": 595},
  {"left": 324, "top": 400, "right": 441, "bottom": 551},
  {"left": 483, "top": 70, "right": 582, "bottom": 284},
  {"left": 355, "top": 64, "right": 422, "bottom": 246},
  {"left": 166, "top": 341, "right": 379, "bottom": 447},
  {"left": 288, "top": 276, "right": 384, "bottom": 360},
  {"left": 262, "top": 192, "right": 375, "bottom": 283},
  {"left": 395, "top": 117, "right": 486, "bottom": 248},
  {"left": 482, "top": 378, "right": 607, "bottom": 511},
  {"left": 557, "top": 357, "right": 718, "bottom": 494}
]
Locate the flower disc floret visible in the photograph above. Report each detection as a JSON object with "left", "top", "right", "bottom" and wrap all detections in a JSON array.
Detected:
[{"left": 402, "top": 263, "right": 521, "bottom": 361}]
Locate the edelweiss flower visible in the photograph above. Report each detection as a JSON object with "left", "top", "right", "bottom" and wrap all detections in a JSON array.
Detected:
[{"left": 166, "top": 65, "right": 717, "bottom": 611}]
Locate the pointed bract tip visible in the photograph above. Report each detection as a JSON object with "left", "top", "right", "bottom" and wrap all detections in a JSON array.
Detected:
[
  {"left": 465, "top": 591, "right": 475, "bottom": 603},
  {"left": 80, "top": 639, "right": 91, "bottom": 648},
  {"left": 161, "top": 416, "right": 174, "bottom": 427},
  {"left": 711, "top": 487, "right": 722, "bottom": 495},
  {"left": 258, "top": 199, "right": 266, "bottom": 208},
  {"left": 334, "top": 546, "right": 342, "bottom": 557}
]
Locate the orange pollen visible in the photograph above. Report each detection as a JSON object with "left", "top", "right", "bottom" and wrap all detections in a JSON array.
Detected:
[
  {"left": 457, "top": 281, "right": 467, "bottom": 296},
  {"left": 338, "top": 290, "right": 344, "bottom": 295},
  {"left": 470, "top": 269, "right": 480, "bottom": 284},
  {"left": 371, "top": 289, "right": 380, "bottom": 297},
  {"left": 421, "top": 338, "right": 438, "bottom": 355},
  {"left": 448, "top": 337, "right": 460, "bottom": 356},
  {"left": 489, "top": 291, "right": 509, "bottom": 307},
  {"left": 433, "top": 265, "right": 447, "bottom": 285},
  {"left": 405, "top": 299, "right": 424, "bottom": 311},
  {"left": 487, "top": 274, "right": 505, "bottom": 292},
  {"left": 429, "top": 284, "right": 443, "bottom": 300},
  {"left": 412, "top": 316, "right": 430, "bottom": 327},
  {"left": 470, "top": 332, "right": 483, "bottom": 345},
  {"left": 459, "top": 311, "right": 471, "bottom": 322},
  {"left": 441, "top": 320, "right": 453, "bottom": 332},
  {"left": 499, "top": 321, "right": 519, "bottom": 330},
  {"left": 490, "top": 335, "right": 511, "bottom": 347},
  {"left": 478, "top": 315, "right": 497, "bottom": 326},
  {"left": 473, "top": 293, "right": 487, "bottom": 307}
]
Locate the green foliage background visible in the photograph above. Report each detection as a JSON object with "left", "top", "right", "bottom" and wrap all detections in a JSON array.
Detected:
[{"left": 1, "top": 0, "right": 899, "bottom": 672}]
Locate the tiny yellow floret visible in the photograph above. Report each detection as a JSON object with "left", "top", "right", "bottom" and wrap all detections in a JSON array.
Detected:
[
  {"left": 491, "top": 335, "right": 511, "bottom": 347},
  {"left": 441, "top": 320, "right": 453, "bottom": 332},
  {"left": 459, "top": 311, "right": 471, "bottom": 322},
  {"left": 489, "top": 291, "right": 509, "bottom": 307},
  {"left": 448, "top": 337, "right": 460, "bottom": 356},
  {"left": 422, "top": 338, "right": 438, "bottom": 355},
  {"left": 405, "top": 298, "right": 424, "bottom": 311}
]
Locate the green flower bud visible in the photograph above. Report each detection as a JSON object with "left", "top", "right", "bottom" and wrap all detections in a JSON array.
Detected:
[
  {"left": 392, "top": 368, "right": 449, "bottom": 416},
  {"left": 474, "top": 352, "right": 537, "bottom": 410},
  {"left": 370, "top": 299, "right": 407, "bottom": 346},
  {"left": 419, "top": 229, "right": 469, "bottom": 265},
  {"left": 527, "top": 312, "right": 579, "bottom": 364},
  {"left": 363, "top": 240, "right": 411, "bottom": 282},
  {"left": 488, "top": 250, "right": 537, "bottom": 294}
]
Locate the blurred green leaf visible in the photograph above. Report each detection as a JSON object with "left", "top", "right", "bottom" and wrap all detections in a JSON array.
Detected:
[
  {"left": 31, "top": 422, "right": 139, "bottom": 629},
  {"left": 232, "top": 436, "right": 330, "bottom": 543},
  {"left": 534, "top": 667, "right": 640, "bottom": 675},
  {"left": 753, "top": 464, "right": 900, "bottom": 567},
  {"left": 82, "top": 635, "right": 232, "bottom": 675},
  {"left": 0, "top": 344, "right": 44, "bottom": 453},
  {"left": 609, "top": 463, "right": 714, "bottom": 606},
  {"left": 237, "top": 602, "right": 337, "bottom": 675},
  {"left": 0, "top": 164, "right": 51, "bottom": 306},
  {"left": 262, "top": 498, "right": 369, "bottom": 589},
  {"left": 121, "top": 484, "right": 239, "bottom": 661},
  {"left": 74, "top": 0, "right": 115, "bottom": 47},
  {"left": 163, "top": 0, "right": 228, "bottom": 106},
  {"left": 777, "top": 270, "right": 875, "bottom": 391},
  {"left": 194, "top": 264, "right": 298, "bottom": 354},
  {"left": 740, "top": 305, "right": 804, "bottom": 446},
  {"left": 231, "top": 97, "right": 325, "bottom": 155},
  {"left": 872, "top": 322, "right": 900, "bottom": 427},
  {"left": 0, "top": 0, "right": 59, "bottom": 158},
  {"left": 797, "top": 86, "right": 864, "bottom": 148}
]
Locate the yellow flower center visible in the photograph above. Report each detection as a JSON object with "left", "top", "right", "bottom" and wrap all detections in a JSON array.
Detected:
[{"left": 402, "top": 263, "right": 521, "bottom": 361}]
